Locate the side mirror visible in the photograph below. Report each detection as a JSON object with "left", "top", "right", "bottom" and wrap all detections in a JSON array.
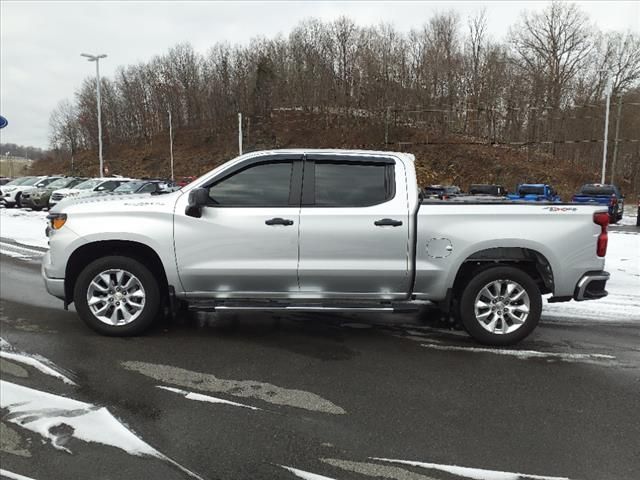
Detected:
[
  {"left": 186, "top": 187, "right": 209, "bottom": 218},
  {"left": 96, "top": 186, "right": 106, "bottom": 191}
]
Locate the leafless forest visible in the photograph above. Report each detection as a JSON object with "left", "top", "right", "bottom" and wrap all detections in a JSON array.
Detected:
[{"left": 48, "top": 2, "right": 640, "bottom": 192}]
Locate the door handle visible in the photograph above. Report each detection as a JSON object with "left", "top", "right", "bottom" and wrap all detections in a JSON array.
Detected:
[
  {"left": 265, "top": 217, "right": 294, "bottom": 226},
  {"left": 374, "top": 218, "right": 403, "bottom": 227}
]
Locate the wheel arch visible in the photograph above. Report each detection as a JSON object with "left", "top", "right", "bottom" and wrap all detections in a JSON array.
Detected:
[
  {"left": 452, "top": 246, "right": 554, "bottom": 298},
  {"left": 65, "top": 240, "right": 169, "bottom": 306}
]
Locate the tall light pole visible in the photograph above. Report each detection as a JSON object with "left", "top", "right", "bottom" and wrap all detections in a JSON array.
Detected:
[
  {"left": 81, "top": 53, "right": 107, "bottom": 177},
  {"left": 599, "top": 71, "right": 613, "bottom": 184},
  {"left": 168, "top": 108, "right": 174, "bottom": 181}
]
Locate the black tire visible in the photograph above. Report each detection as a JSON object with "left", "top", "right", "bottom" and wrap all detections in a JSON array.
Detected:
[
  {"left": 459, "top": 266, "right": 542, "bottom": 346},
  {"left": 74, "top": 255, "right": 161, "bottom": 336},
  {"left": 15, "top": 192, "right": 23, "bottom": 208}
]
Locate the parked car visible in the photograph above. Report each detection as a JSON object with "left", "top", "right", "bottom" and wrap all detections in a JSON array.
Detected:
[
  {"left": 507, "top": 184, "right": 561, "bottom": 203},
  {"left": 0, "top": 176, "right": 31, "bottom": 204},
  {"left": 110, "top": 180, "right": 177, "bottom": 195},
  {"left": 176, "top": 176, "right": 197, "bottom": 188},
  {"left": 2, "top": 176, "right": 62, "bottom": 208},
  {"left": 468, "top": 184, "right": 507, "bottom": 196},
  {"left": 423, "top": 185, "right": 461, "bottom": 199},
  {"left": 21, "top": 177, "right": 87, "bottom": 211},
  {"left": 572, "top": 184, "right": 624, "bottom": 223},
  {"left": 44, "top": 149, "right": 610, "bottom": 346},
  {"left": 49, "top": 178, "right": 133, "bottom": 208}
]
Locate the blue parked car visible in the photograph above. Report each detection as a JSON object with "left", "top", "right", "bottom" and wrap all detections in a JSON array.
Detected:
[
  {"left": 572, "top": 184, "right": 624, "bottom": 223},
  {"left": 507, "top": 184, "right": 561, "bottom": 203}
]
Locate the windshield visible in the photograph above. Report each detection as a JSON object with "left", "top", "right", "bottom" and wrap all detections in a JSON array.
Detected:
[
  {"left": 38, "top": 177, "right": 62, "bottom": 187},
  {"left": 74, "top": 179, "right": 102, "bottom": 190},
  {"left": 5, "top": 177, "right": 33, "bottom": 186},
  {"left": 579, "top": 185, "right": 616, "bottom": 196},
  {"left": 114, "top": 181, "right": 145, "bottom": 193},
  {"left": 21, "top": 177, "right": 43, "bottom": 186},
  {"left": 518, "top": 186, "right": 544, "bottom": 196},
  {"left": 47, "top": 178, "right": 77, "bottom": 189}
]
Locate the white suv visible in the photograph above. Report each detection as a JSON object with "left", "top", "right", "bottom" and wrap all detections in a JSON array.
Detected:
[
  {"left": 2, "top": 176, "right": 61, "bottom": 208},
  {"left": 49, "top": 178, "right": 133, "bottom": 208}
]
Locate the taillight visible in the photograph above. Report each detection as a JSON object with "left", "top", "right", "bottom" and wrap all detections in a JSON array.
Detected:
[{"left": 593, "top": 211, "right": 609, "bottom": 257}]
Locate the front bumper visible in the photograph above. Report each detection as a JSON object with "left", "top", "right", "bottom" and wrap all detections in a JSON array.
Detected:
[
  {"left": 41, "top": 252, "right": 66, "bottom": 300},
  {"left": 574, "top": 271, "right": 609, "bottom": 301},
  {"left": 22, "top": 196, "right": 48, "bottom": 208}
]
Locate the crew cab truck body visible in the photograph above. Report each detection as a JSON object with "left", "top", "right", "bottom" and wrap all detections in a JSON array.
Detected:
[
  {"left": 507, "top": 184, "right": 561, "bottom": 203},
  {"left": 43, "top": 150, "right": 610, "bottom": 346},
  {"left": 572, "top": 183, "right": 624, "bottom": 223}
]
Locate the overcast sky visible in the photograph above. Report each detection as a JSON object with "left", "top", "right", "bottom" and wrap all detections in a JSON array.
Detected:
[{"left": 1, "top": 1, "right": 638, "bottom": 150}]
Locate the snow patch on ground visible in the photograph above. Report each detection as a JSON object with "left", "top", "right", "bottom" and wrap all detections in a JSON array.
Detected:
[
  {"left": 372, "top": 457, "right": 572, "bottom": 480},
  {"left": 157, "top": 385, "right": 260, "bottom": 410},
  {"left": 0, "top": 209, "right": 48, "bottom": 248},
  {"left": 619, "top": 204, "right": 638, "bottom": 226},
  {"left": 0, "top": 381, "right": 203, "bottom": 480},
  {"left": 0, "top": 337, "right": 76, "bottom": 385},
  {"left": 542, "top": 231, "right": 639, "bottom": 323}
]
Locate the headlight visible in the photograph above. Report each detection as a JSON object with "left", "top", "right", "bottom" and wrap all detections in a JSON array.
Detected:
[
  {"left": 66, "top": 192, "right": 79, "bottom": 197},
  {"left": 47, "top": 213, "right": 67, "bottom": 230}
]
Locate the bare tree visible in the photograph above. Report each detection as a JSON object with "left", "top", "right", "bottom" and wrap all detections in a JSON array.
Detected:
[
  {"left": 510, "top": 1, "right": 593, "bottom": 110},
  {"left": 49, "top": 100, "right": 81, "bottom": 172}
]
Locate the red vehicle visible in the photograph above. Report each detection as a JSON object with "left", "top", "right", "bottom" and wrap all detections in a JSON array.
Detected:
[{"left": 176, "top": 176, "right": 197, "bottom": 188}]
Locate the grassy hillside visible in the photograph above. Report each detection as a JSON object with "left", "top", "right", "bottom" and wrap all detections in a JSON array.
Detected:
[{"left": 31, "top": 110, "right": 623, "bottom": 200}]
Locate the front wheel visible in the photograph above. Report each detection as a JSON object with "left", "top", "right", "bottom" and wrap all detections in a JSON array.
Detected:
[
  {"left": 74, "top": 255, "right": 161, "bottom": 336},
  {"left": 459, "top": 266, "right": 542, "bottom": 346},
  {"left": 14, "top": 193, "right": 22, "bottom": 208}
]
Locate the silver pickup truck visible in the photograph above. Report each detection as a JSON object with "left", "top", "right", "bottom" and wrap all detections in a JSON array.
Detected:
[{"left": 43, "top": 149, "right": 610, "bottom": 345}]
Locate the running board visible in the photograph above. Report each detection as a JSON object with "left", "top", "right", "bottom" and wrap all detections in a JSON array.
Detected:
[{"left": 187, "top": 300, "right": 425, "bottom": 313}]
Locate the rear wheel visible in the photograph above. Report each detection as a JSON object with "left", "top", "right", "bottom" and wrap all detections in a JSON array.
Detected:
[
  {"left": 459, "top": 266, "right": 542, "bottom": 346},
  {"left": 74, "top": 255, "right": 161, "bottom": 336}
]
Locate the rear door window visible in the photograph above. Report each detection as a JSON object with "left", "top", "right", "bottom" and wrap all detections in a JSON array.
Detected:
[{"left": 312, "top": 162, "right": 394, "bottom": 207}]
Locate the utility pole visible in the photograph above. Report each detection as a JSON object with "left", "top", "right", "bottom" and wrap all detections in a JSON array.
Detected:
[
  {"left": 168, "top": 108, "right": 174, "bottom": 181},
  {"left": 599, "top": 72, "right": 612, "bottom": 184},
  {"left": 81, "top": 53, "right": 107, "bottom": 177},
  {"left": 610, "top": 95, "right": 623, "bottom": 185},
  {"left": 385, "top": 107, "right": 390, "bottom": 144},
  {"left": 238, "top": 112, "right": 243, "bottom": 155}
]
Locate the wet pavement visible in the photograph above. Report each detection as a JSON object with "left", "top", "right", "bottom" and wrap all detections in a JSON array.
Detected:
[{"left": 1, "top": 251, "right": 639, "bottom": 480}]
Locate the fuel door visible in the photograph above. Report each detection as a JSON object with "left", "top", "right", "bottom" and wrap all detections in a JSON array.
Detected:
[{"left": 426, "top": 238, "right": 453, "bottom": 258}]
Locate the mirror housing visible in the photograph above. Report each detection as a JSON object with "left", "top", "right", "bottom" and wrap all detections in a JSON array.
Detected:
[{"left": 186, "top": 187, "right": 209, "bottom": 218}]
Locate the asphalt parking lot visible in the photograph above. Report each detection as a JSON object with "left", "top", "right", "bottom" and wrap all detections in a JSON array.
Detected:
[{"left": 1, "top": 244, "right": 639, "bottom": 480}]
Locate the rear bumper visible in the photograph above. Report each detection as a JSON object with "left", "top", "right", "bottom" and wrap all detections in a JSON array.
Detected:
[{"left": 574, "top": 271, "right": 609, "bottom": 301}]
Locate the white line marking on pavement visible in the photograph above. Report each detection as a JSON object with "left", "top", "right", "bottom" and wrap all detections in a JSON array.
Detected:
[
  {"left": 420, "top": 343, "right": 617, "bottom": 364},
  {"left": 157, "top": 385, "right": 260, "bottom": 410},
  {"left": 0, "top": 337, "right": 76, "bottom": 385},
  {"left": 0, "top": 469, "right": 37, "bottom": 480},
  {"left": 371, "top": 457, "right": 573, "bottom": 480},
  {"left": 280, "top": 465, "right": 339, "bottom": 480}
]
